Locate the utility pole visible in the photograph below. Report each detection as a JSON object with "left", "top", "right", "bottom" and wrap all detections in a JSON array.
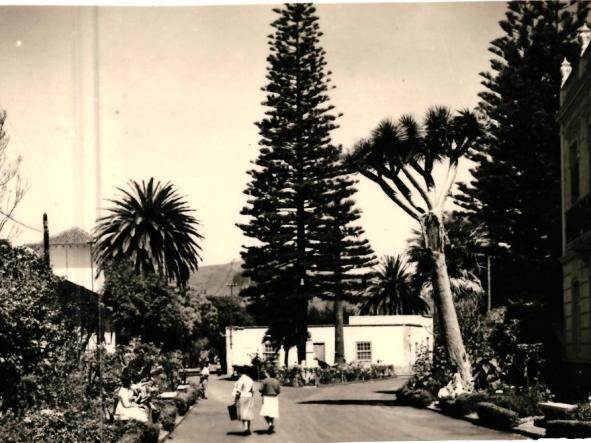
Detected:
[{"left": 226, "top": 283, "right": 238, "bottom": 349}]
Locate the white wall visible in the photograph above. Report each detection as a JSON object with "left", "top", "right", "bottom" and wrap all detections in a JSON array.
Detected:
[
  {"left": 50, "top": 244, "right": 104, "bottom": 292},
  {"left": 225, "top": 316, "right": 433, "bottom": 375}
]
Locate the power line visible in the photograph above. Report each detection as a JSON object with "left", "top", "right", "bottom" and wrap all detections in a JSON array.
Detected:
[{"left": 0, "top": 209, "right": 42, "bottom": 233}]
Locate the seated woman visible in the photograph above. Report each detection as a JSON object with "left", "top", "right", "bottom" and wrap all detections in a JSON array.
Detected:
[{"left": 114, "top": 375, "right": 150, "bottom": 423}]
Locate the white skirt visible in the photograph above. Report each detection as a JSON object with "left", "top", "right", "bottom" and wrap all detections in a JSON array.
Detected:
[{"left": 260, "top": 396, "right": 279, "bottom": 418}]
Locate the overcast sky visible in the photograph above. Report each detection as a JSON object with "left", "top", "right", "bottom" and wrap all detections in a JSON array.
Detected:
[{"left": 0, "top": 2, "right": 506, "bottom": 265}]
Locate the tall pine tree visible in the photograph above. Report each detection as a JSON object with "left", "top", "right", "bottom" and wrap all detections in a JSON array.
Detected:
[
  {"left": 455, "top": 1, "right": 588, "bottom": 309},
  {"left": 239, "top": 3, "right": 374, "bottom": 363},
  {"left": 316, "top": 170, "right": 376, "bottom": 365}
]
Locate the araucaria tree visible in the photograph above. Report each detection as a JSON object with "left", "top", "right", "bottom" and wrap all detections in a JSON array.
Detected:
[
  {"left": 347, "top": 107, "right": 482, "bottom": 387},
  {"left": 455, "top": 1, "right": 589, "bottom": 308},
  {"left": 317, "top": 172, "right": 375, "bottom": 365},
  {"left": 94, "top": 178, "right": 202, "bottom": 288},
  {"left": 239, "top": 3, "right": 374, "bottom": 363}
]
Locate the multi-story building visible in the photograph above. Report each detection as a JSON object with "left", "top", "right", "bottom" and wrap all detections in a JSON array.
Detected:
[{"left": 559, "top": 24, "right": 591, "bottom": 391}]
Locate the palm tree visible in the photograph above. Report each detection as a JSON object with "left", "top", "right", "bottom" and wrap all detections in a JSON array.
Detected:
[
  {"left": 359, "top": 255, "right": 429, "bottom": 315},
  {"left": 346, "top": 107, "right": 482, "bottom": 387},
  {"left": 94, "top": 178, "right": 203, "bottom": 288}
]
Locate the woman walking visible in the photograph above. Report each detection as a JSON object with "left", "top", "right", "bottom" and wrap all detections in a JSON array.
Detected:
[
  {"left": 259, "top": 368, "right": 280, "bottom": 434},
  {"left": 232, "top": 367, "right": 255, "bottom": 435}
]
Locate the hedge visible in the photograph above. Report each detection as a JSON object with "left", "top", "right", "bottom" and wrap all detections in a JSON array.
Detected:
[
  {"left": 439, "top": 392, "right": 489, "bottom": 417},
  {"left": 546, "top": 420, "right": 591, "bottom": 438},
  {"left": 117, "top": 422, "right": 160, "bottom": 443},
  {"left": 160, "top": 404, "right": 178, "bottom": 433},
  {"left": 396, "top": 386, "right": 434, "bottom": 408},
  {"left": 476, "top": 402, "right": 519, "bottom": 430},
  {"left": 175, "top": 392, "right": 192, "bottom": 416},
  {"left": 186, "top": 387, "right": 199, "bottom": 406}
]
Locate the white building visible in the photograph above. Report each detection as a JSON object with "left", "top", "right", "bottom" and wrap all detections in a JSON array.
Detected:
[
  {"left": 225, "top": 315, "right": 433, "bottom": 375},
  {"left": 30, "top": 227, "right": 115, "bottom": 353}
]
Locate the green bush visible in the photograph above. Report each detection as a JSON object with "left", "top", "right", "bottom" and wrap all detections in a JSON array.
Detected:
[
  {"left": 573, "top": 402, "right": 591, "bottom": 421},
  {"left": 186, "top": 387, "right": 199, "bottom": 406},
  {"left": 476, "top": 402, "right": 519, "bottom": 430},
  {"left": 439, "top": 392, "right": 489, "bottom": 417},
  {"left": 546, "top": 420, "right": 591, "bottom": 438},
  {"left": 175, "top": 393, "right": 191, "bottom": 416},
  {"left": 408, "top": 389, "right": 435, "bottom": 408},
  {"left": 116, "top": 421, "right": 160, "bottom": 443},
  {"left": 396, "top": 385, "right": 434, "bottom": 408},
  {"left": 160, "top": 403, "right": 177, "bottom": 433},
  {"left": 488, "top": 387, "right": 546, "bottom": 418}
]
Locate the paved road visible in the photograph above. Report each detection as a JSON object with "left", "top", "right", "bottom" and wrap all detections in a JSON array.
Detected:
[{"left": 170, "top": 375, "right": 527, "bottom": 442}]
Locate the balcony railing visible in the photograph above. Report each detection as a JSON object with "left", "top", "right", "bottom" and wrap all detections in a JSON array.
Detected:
[{"left": 566, "top": 192, "right": 591, "bottom": 244}]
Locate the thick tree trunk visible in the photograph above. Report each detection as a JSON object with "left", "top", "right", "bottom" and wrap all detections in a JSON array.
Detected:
[
  {"left": 335, "top": 294, "right": 345, "bottom": 366},
  {"left": 284, "top": 345, "right": 290, "bottom": 367},
  {"left": 421, "top": 212, "right": 473, "bottom": 388},
  {"left": 296, "top": 299, "right": 308, "bottom": 363}
]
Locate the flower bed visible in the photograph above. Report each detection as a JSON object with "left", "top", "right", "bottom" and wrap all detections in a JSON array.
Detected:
[{"left": 276, "top": 363, "right": 395, "bottom": 387}]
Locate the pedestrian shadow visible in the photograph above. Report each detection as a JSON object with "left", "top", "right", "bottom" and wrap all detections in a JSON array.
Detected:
[
  {"left": 226, "top": 431, "right": 248, "bottom": 437},
  {"left": 374, "top": 390, "right": 398, "bottom": 395},
  {"left": 254, "top": 430, "right": 272, "bottom": 435},
  {"left": 299, "top": 399, "right": 397, "bottom": 406}
]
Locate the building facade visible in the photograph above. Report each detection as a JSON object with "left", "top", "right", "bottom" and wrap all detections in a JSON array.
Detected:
[
  {"left": 225, "top": 315, "right": 433, "bottom": 375},
  {"left": 30, "top": 227, "right": 115, "bottom": 353},
  {"left": 559, "top": 25, "right": 591, "bottom": 391}
]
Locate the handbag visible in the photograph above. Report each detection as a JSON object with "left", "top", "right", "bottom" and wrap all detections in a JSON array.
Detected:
[{"left": 227, "top": 402, "right": 238, "bottom": 421}]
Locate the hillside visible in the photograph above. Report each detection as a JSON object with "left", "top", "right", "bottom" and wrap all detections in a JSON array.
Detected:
[{"left": 188, "top": 260, "right": 249, "bottom": 296}]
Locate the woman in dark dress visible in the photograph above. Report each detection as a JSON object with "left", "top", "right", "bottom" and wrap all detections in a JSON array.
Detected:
[{"left": 259, "top": 368, "right": 281, "bottom": 434}]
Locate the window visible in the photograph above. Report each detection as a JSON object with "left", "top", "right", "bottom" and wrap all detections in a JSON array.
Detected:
[
  {"left": 263, "top": 342, "right": 277, "bottom": 362},
  {"left": 356, "top": 341, "right": 372, "bottom": 362},
  {"left": 570, "top": 142, "right": 580, "bottom": 203}
]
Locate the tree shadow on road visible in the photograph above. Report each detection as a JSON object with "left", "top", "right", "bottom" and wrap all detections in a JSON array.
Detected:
[{"left": 299, "top": 399, "right": 397, "bottom": 406}]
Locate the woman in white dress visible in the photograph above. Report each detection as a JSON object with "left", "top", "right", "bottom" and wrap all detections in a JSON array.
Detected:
[
  {"left": 114, "top": 375, "right": 149, "bottom": 423},
  {"left": 232, "top": 368, "right": 255, "bottom": 435}
]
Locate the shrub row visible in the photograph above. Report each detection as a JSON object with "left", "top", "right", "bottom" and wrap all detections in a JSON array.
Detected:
[
  {"left": 439, "top": 392, "right": 489, "bottom": 417},
  {"left": 159, "top": 404, "right": 178, "bottom": 433},
  {"left": 396, "top": 386, "right": 435, "bottom": 408},
  {"left": 117, "top": 422, "right": 160, "bottom": 443},
  {"left": 475, "top": 402, "right": 520, "bottom": 430}
]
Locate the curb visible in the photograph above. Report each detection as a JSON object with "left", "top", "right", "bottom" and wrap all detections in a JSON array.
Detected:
[{"left": 426, "top": 404, "right": 545, "bottom": 439}]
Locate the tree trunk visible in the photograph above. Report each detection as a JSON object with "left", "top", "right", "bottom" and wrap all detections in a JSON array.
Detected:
[
  {"left": 296, "top": 299, "right": 308, "bottom": 363},
  {"left": 284, "top": 345, "right": 290, "bottom": 367},
  {"left": 335, "top": 294, "right": 345, "bottom": 366},
  {"left": 421, "top": 212, "right": 473, "bottom": 388}
]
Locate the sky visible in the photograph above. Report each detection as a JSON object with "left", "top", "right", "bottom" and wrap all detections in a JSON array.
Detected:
[{"left": 0, "top": 2, "right": 507, "bottom": 265}]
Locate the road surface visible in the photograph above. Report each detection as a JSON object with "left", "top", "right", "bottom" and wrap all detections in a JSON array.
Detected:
[{"left": 169, "top": 375, "right": 527, "bottom": 442}]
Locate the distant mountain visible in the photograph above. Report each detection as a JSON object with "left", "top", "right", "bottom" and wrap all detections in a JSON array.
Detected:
[{"left": 188, "top": 260, "right": 249, "bottom": 296}]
